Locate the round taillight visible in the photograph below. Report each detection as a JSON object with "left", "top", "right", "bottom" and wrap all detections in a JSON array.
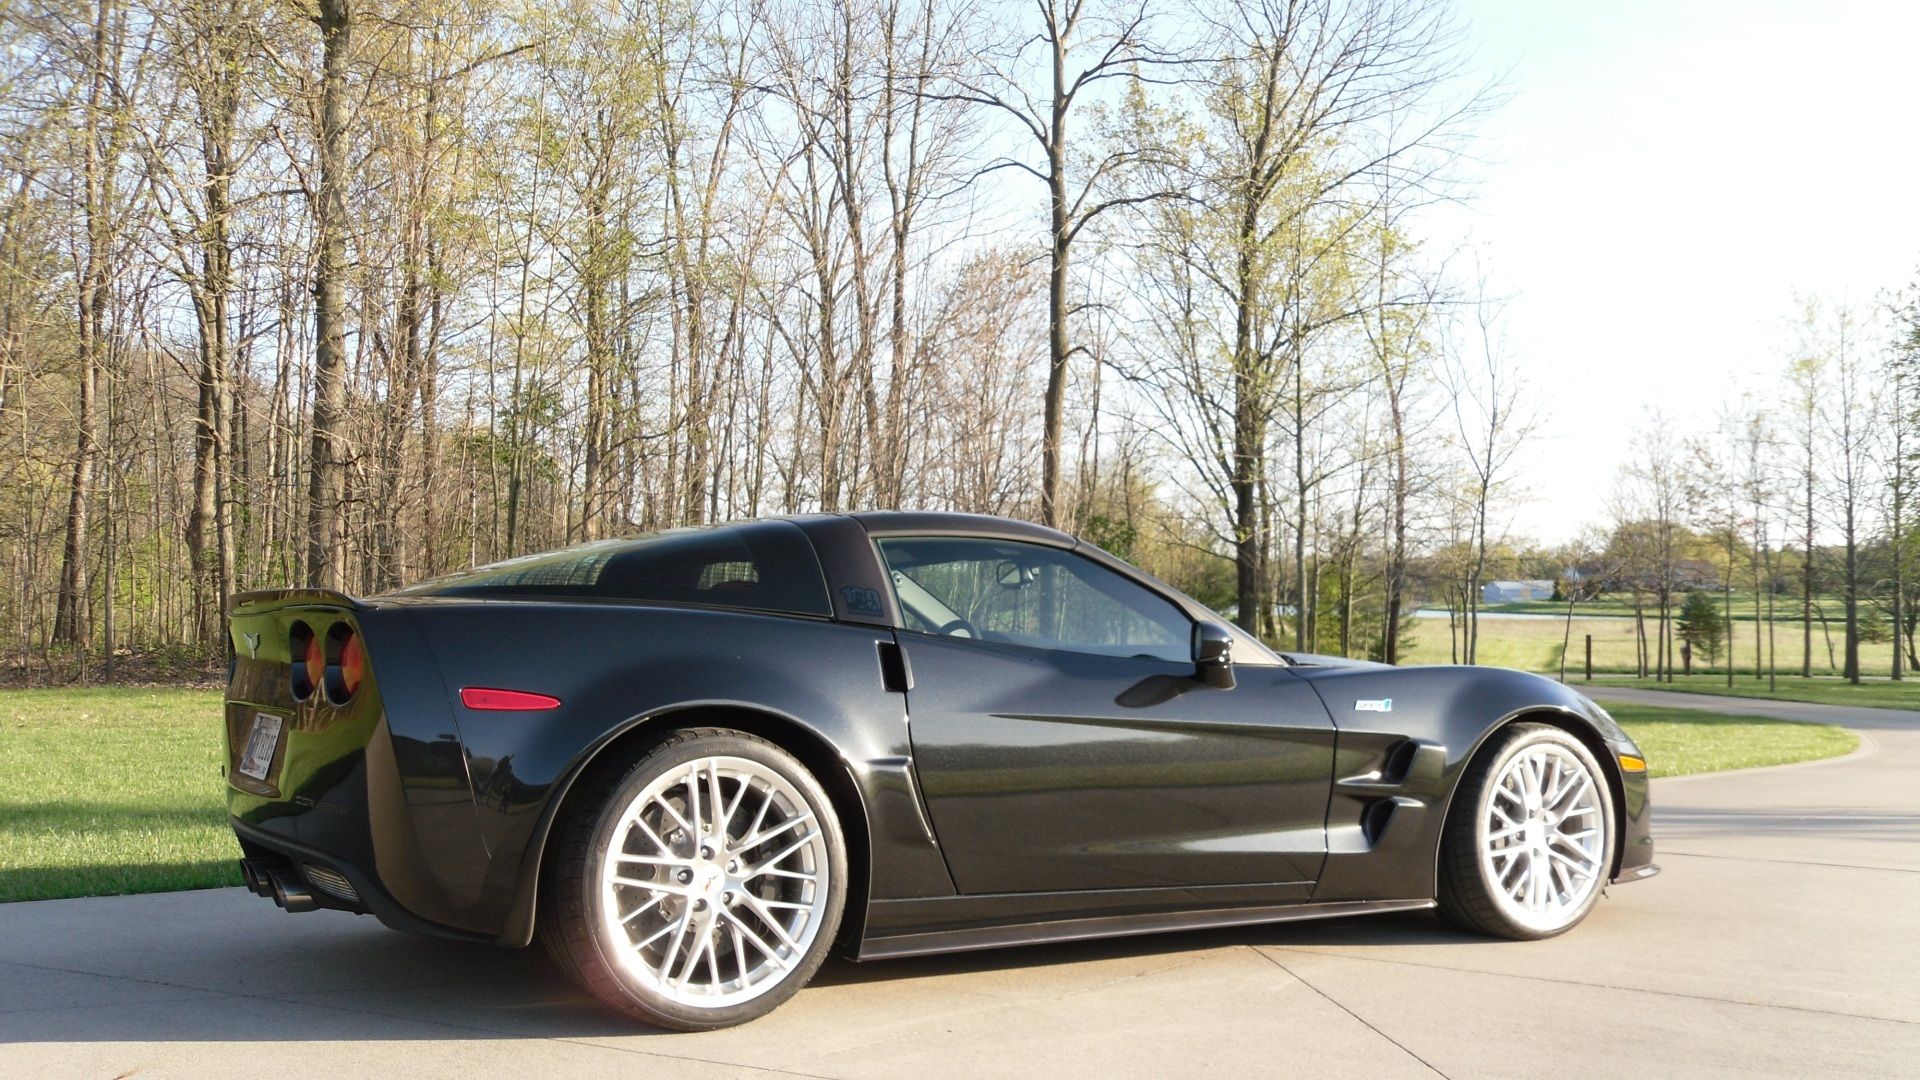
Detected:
[
  {"left": 323, "top": 622, "right": 362, "bottom": 705},
  {"left": 338, "top": 628, "right": 365, "bottom": 700},
  {"left": 290, "top": 621, "right": 317, "bottom": 701}
]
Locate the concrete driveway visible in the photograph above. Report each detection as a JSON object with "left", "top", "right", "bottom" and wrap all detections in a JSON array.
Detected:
[{"left": 3, "top": 688, "right": 1916, "bottom": 1079}]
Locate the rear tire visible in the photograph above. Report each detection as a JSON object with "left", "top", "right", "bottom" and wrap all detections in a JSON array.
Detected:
[
  {"left": 539, "top": 728, "right": 846, "bottom": 1030},
  {"left": 1437, "top": 723, "right": 1615, "bottom": 940}
]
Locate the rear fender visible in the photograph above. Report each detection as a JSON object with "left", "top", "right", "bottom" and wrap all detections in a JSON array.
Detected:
[
  {"left": 224, "top": 591, "right": 491, "bottom": 934},
  {"left": 400, "top": 601, "right": 956, "bottom": 944}
]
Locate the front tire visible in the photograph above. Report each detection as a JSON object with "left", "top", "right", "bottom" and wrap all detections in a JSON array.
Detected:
[
  {"left": 540, "top": 728, "right": 847, "bottom": 1030},
  {"left": 1437, "top": 723, "right": 1615, "bottom": 940}
]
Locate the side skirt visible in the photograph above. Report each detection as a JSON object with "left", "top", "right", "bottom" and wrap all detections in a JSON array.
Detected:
[{"left": 856, "top": 897, "right": 1435, "bottom": 960}]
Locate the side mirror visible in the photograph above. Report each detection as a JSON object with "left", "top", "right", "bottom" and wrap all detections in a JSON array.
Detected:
[{"left": 1192, "top": 622, "right": 1236, "bottom": 690}]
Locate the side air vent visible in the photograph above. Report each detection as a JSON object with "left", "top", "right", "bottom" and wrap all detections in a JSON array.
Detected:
[
  {"left": 1379, "top": 739, "right": 1418, "bottom": 786},
  {"left": 1361, "top": 800, "right": 1397, "bottom": 846}
]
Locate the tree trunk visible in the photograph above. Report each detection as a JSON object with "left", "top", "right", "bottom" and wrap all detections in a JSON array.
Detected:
[
  {"left": 1724, "top": 530, "right": 1734, "bottom": 687},
  {"left": 305, "top": 0, "right": 352, "bottom": 589},
  {"left": 186, "top": 21, "right": 239, "bottom": 645},
  {"left": 1843, "top": 505, "right": 1860, "bottom": 683},
  {"left": 1802, "top": 448, "right": 1814, "bottom": 678},
  {"left": 54, "top": 1, "right": 117, "bottom": 649},
  {"left": 1383, "top": 416, "right": 1408, "bottom": 665},
  {"left": 1039, "top": 31, "right": 1070, "bottom": 528},
  {"left": 1228, "top": 196, "right": 1264, "bottom": 633}
]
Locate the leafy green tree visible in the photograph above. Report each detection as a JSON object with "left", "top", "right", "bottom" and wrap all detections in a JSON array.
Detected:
[{"left": 1677, "top": 590, "right": 1727, "bottom": 666}]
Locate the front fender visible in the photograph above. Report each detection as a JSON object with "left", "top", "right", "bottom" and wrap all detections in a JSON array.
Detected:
[{"left": 1288, "top": 665, "right": 1645, "bottom": 902}]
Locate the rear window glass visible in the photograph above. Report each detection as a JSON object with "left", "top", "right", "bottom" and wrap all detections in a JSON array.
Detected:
[{"left": 393, "top": 521, "right": 830, "bottom": 617}]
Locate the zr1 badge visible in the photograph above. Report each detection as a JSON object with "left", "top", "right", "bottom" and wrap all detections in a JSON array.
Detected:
[{"left": 1354, "top": 699, "right": 1393, "bottom": 713}]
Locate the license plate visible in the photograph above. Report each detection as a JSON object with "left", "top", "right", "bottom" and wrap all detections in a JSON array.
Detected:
[{"left": 237, "top": 712, "right": 284, "bottom": 781}]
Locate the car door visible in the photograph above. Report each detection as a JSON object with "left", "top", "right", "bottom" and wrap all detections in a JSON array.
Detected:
[{"left": 876, "top": 535, "right": 1336, "bottom": 896}]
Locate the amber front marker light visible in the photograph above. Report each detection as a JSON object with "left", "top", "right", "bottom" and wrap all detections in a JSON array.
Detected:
[{"left": 1618, "top": 753, "right": 1648, "bottom": 774}]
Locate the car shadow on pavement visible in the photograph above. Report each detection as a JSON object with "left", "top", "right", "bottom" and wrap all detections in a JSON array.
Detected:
[
  {"left": 0, "top": 907, "right": 1483, "bottom": 1042},
  {"left": 810, "top": 911, "right": 1477, "bottom": 987}
]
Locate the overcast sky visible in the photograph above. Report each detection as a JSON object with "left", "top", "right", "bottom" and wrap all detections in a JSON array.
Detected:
[{"left": 1439, "top": 0, "right": 1920, "bottom": 544}]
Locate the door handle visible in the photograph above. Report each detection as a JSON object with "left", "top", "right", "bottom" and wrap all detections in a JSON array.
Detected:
[{"left": 876, "top": 641, "right": 913, "bottom": 693}]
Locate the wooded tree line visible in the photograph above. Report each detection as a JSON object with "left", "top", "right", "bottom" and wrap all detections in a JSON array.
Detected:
[
  {"left": 2, "top": 0, "right": 1545, "bottom": 677},
  {"left": 1587, "top": 291, "right": 1920, "bottom": 684}
]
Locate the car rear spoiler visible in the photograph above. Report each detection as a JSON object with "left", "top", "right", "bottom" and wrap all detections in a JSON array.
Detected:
[{"left": 227, "top": 588, "right": 364, "bottom": 617}]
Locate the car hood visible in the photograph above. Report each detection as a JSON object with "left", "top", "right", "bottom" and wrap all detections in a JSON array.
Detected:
[{"left": 1279, "top": 651, "right": 1391, "bottom": 670}]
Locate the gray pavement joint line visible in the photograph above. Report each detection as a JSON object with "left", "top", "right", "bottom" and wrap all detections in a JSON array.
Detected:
[
  {"left": 0, "top": 955, "right": 829, "bottom": 1078},
  {"left": 0, "top": 956, "right": 253, "bottom": 1003},
  {"left": 0, "top": 990, "right": 242, "bottom": 1019},
  {"left": 1252, "top": 947, "right": 1450, "bottom": 1080},
  {"left": 1659, "top": 849, "right": 1920, "bottom": 875},
  {"left": 0, "top": 954, "right": 503, "bottom": 1007},
  {"left": 1261, "top": 946, "right": 1920, "bottom": 1028}
]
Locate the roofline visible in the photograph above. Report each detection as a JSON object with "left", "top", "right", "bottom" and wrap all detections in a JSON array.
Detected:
[{"left": 845, "top": 510, "right": 1075, "bottom": 547}]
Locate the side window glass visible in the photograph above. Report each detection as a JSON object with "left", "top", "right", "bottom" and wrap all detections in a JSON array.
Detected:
[{"left": 875, "top": 537, "right": 1192, "bottom": 663}]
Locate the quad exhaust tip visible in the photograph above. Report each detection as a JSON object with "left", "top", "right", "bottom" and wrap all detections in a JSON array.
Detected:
[
  {"left": 241, "top": 858, "right": 317, "bottom": 912},
  {"left": 238, "top": 858, "right": 277, "bottom": 898},
  {"left": 268, "top": 871, "right": 318, "bottom": 913}
]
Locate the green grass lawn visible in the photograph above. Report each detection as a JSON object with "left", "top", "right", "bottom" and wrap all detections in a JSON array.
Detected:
[
  {"left": 0, "top": 687, "right": 236, "bottom": 902},
  {"left": 1482, "top": 590, "right": 1852, "bottom": 624},
  {"left": 1402, "top": 614, "right": 1642, "bottom": 673},
  {"left": 1588, "top": 674, "right": 1920, "bottom": 711},
  {"left": 1596, "top": 700, "right": 1859, "bottom": 778}
]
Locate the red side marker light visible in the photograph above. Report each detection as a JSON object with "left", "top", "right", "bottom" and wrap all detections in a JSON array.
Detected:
[{"left": 460, "top": 687, "right": 562, "bottom": 711}]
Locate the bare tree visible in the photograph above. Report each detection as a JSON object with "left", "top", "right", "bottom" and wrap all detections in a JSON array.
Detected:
[
  {"left": 1889, "top": 283, "right": 1920, "bottom": 677},
  {"left": 1784, "top": 298, "right": 1825, "bottom": 677},
  {"left": 1448, "top": 285, "right": 1538, "bottom": 664},
  {"left": 934, "top": 0, "right": 1191, "bottom": 526},
  {"left": 303, "top": 0, "right": 352, "bottom": 589},
  {"left": 1822, "top": 302, "right": 1873, "bottom": 683},
  {"left": 1121, "top": 0, "right": 1472, "bottom": 642},
  {"left": 0, "top": 0, "right": 1521, "bottom": 679},
  {"left": 1734, "top": 403, "right": 1777, "bottom": 682},
  {"left": 50, "top": 2, "right": 120, "bottom": 647},
  {"left": 142, "top": 1, "right": 260, "bottom": 642}
]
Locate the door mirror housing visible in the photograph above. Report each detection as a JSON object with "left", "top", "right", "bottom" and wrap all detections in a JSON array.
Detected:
[{"left": 1192, "top": 622, "right": 1236, "bottom": 689}]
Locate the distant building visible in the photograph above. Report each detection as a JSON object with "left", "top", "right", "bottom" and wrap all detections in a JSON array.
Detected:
[{"left": 1482, "top": 579, "right": 1555, "bottom": 603}]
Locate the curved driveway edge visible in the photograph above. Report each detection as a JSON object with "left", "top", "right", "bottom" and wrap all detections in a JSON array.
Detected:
[{"left": 1, "top": 689, "right": 1916, "bottom": 1078}]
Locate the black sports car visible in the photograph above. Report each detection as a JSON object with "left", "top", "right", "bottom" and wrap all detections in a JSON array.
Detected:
[{"left": 223, "top": 511, "right": 1656, "bottom": 1029}]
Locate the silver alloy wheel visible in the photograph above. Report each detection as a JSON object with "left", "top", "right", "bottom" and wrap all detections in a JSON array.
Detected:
[
  {"left": 1478, "top": 743, "right": 1605, "bottom": 932},
  {"left": 598, "top": 754, "right": 830, "bottom": 1008}
]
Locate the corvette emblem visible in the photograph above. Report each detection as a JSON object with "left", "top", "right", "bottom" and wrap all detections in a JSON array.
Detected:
[
  {"left": 1355, "top": 698, "right": 1392, "bottom": 713},
  {"left": 242, "top": 632, "right": 261, "bottom": 658}
]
